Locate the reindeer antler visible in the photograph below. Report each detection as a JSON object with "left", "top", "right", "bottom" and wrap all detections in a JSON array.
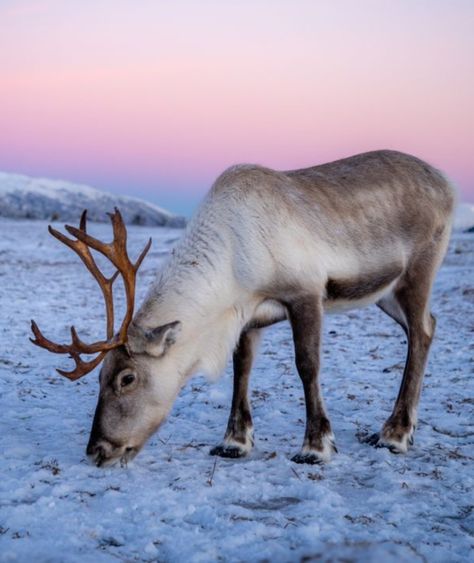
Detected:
[{"left": 30, "top": 208, "right": 151, "bottom": 380}]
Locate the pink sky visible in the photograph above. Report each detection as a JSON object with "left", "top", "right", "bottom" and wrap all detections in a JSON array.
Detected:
[{"left": 0, "top": 0, "right": 473, "bottom": 214}]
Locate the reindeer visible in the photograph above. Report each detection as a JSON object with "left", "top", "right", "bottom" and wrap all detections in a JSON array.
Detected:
[{"left": 31, "top": 150, "right": 454, "bottom": 467}]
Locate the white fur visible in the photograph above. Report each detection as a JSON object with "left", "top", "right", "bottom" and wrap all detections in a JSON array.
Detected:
[
  {"left": 378, "top": 429, "right": 414, "bottom": 454},
  {"left": 222, "top": 426, "right": 254, "bottom": 454},
  {"left": 301, "top": 432, "right": 336, "bottom": 463},
  {"left": 135, "top": 192, "right": 407, "bottom": 389},
  {"left": 129, "top": 154, "right": 454, "bottom": 434}
]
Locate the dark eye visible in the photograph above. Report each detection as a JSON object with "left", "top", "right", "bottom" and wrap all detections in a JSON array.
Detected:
[{"left": 121, "top": 373, "right": 136, "bottom": 387}]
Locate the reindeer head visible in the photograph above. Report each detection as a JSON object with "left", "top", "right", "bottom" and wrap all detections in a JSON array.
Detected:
[{"left": 30, "top": 209, "right": 182, "bottom": 467}]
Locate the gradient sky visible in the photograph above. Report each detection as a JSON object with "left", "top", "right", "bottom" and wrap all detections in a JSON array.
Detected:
[{"left": 1, "top": 0, "right": 473, "bottom": 215}]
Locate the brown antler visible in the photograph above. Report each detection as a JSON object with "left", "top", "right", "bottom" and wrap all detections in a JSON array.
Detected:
[{"left": 30, "top": 208, "right": 151, "bottom": 380}]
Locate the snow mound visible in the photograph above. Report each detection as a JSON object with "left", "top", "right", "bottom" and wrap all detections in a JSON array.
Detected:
[
  {"left": 0, "top": 171, "right": 186, "bottom": 227},
  {"left": 454, "top": 202, "right": 474, "bottom": 232}
]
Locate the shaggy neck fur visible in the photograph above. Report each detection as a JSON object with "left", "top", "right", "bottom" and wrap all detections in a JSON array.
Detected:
[{"left": 133, "top": 199, "right": 254, "bottom": 381}]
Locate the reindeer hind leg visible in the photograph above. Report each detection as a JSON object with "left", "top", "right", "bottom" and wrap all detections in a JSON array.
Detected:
[{"left": 369, "top": 245, "right": 444, "bottom": 453}]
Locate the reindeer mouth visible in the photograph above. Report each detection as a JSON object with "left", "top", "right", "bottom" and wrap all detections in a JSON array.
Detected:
[{"left": 89, "top": 444, "right": 139, "bottom": 468}]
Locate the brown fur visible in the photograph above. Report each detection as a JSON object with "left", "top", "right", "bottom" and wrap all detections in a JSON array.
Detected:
[
  {"left": 211, "top": 150, "right": 454, "bottom": 461},
  {"left": 326, "top": 264, "right": 403, "bottom": 301},
  {"left": 83, "top": 150, "right": 454, "bottom": 466}
]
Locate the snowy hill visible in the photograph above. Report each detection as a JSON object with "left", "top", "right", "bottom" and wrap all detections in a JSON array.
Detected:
[
  {"left": 454, "top": 202, "right": 474, "bottom": 232},
  {"left": 0, "top": 171, "right": 186, "bottom": 227}
]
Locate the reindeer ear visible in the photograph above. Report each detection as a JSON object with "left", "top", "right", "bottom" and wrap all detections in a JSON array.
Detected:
[{"left": 128, "top": 321, "right": 181, "bottom": 357}]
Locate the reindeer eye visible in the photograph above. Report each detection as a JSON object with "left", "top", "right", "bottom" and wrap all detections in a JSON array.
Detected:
[{"left": 121, "top": 373, "right": 136, "bottom": 387}]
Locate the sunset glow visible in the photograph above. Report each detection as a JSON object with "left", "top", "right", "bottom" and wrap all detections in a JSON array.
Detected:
[{"left": 1, "top": 0, "right": 473, "bottom": 214}]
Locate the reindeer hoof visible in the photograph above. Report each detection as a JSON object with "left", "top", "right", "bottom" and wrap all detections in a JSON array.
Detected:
[
  {"left": 291, "top": 452, "right": 323, "bottom": 465},
  {"left": 365, "top": 433, "right": 381, "bottom": 446},
  {"left": 292, "top": 434, "right": 337, "bottom": 464},
  {"left": 209, "top": 445, "right": 247, "bottom": 458},
  {"left": 364, "top": 433, "right": 404, "bottom": 454}
]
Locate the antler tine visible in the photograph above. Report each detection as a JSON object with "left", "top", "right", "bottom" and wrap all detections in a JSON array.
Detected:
[
  {"left": 65, "top": 208, "right": 128, "bottom": 269},
  {"left": 30, "top": 321, "right": 108, "bottom": 380},
  {"left": 56, "top": 352, "right": 107, "bottom": 381},
  {"left": 30, "top": 320, "right": 71, "bottom": 354},
  {"left": 30, "top": 208, "right": 151, "bottom": 380},
  {"left": 64, "top": 207, "right": 123, "bottom": 263},
  {"left": 69, "top": 325, "right": 118, "bottom": 354},
  {"left": 49, "top": 213, "right": 116, "bottom": 289},
  {"left": 108, "top": 207, "right": 128, "bottom": 251},
  {"left": 134, "top": 237, "right": 152, "bottom": 272},
  {"left": 108, "top": 209, "right": 151, "bottom": 342},
  {"left": 49, "top": 220, "right": 116, "bottom": 341},
  {"left": 64, "top": 208, "right": 151, "bottom": 344},
  {"left": 79, "top": 209, "right": 87, "bottom": 231}
]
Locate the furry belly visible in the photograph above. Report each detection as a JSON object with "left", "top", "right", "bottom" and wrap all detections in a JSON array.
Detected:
[{"left": 247, "top": 263, "right": 403, "bottom": 328}]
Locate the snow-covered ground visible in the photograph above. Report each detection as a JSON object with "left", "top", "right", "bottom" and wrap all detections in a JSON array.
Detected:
[{"left": 0, "top": 218, "right": 473, "bottom": 562}]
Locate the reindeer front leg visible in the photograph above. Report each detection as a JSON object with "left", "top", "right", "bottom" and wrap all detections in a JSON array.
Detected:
[
  {"left": 210, "top": 329, "right": 260, "bottom": 458},
  {"left": 287, "top": 295, "right": 336, "bottom": 464}
]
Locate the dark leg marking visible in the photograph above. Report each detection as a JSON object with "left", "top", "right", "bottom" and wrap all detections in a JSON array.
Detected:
[
  {"left": 210, "top": 329, "right": 259, "bottom": 458},
  {"left": 370, "top": 249, "right": 440, "bottom": 453}
]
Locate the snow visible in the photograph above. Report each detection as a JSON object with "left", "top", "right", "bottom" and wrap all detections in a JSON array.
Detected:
[
  {"left": 0, "top": 219, "right": 473, "bottom": 562},
  {"left": 0, "top": 172, "right": 101, "bottom": 202},
  {"left": 454, "top": 203, "right": 474, "bottom": 232}
]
